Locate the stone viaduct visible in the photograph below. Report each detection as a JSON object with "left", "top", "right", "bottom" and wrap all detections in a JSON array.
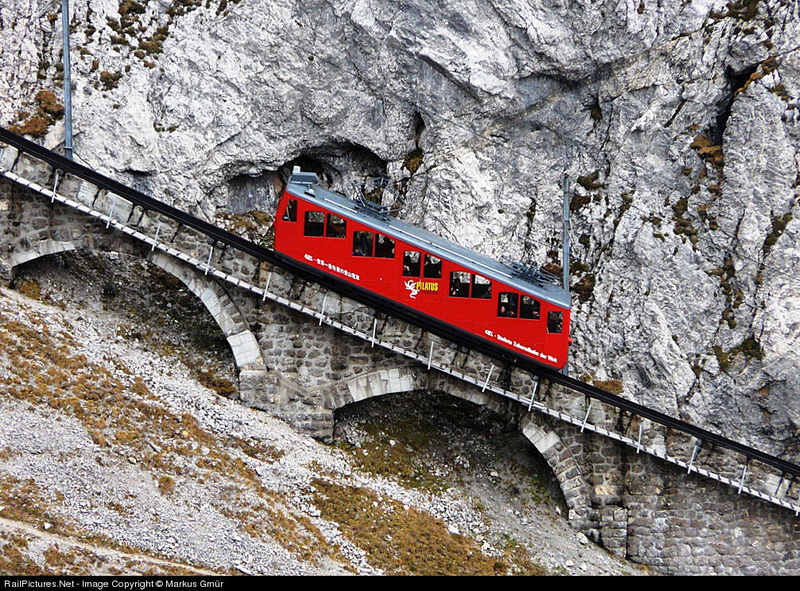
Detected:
[{"left": 0, "top": 143, "right": 799, "bottom": 575}]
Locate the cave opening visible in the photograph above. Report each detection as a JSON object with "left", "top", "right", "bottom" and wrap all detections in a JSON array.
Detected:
[
  {"left": 713, "top": 64, "right": 759, "bottom": 145},
  {"left": 277, "top": 141, "right": 389, "bottom": 195}
]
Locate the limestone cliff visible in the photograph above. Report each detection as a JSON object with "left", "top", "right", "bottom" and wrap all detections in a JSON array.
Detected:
[{"left": 1, "top": 0, "right": 798, "bottom": 456}]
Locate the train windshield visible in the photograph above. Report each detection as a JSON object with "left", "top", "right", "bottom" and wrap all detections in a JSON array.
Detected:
[
  {"left": 547, "top": 311, "right": 563, "bottom": 333},
  {"left": 282, "top": 199, "right": 297, "bottom": 222}
]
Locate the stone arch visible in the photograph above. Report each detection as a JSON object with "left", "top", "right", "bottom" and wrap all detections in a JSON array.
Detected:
[
  {"left": 328, "top": 365, "right": 592, "bottom": 527},
  {"left": 519, "top": 415, "right": 592, "bottom": 523},
  {"left": 6, "top": 239, "right": 77, "bottom": 280},
  {"left": 0, "top": 175, "right": 80, "bottom": 284},
  {"left": 147, "top": 250, "right": 266, "bottom": 372}
]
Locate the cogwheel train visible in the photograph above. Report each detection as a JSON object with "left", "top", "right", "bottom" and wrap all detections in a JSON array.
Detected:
[{"left": 273, "top": 168, "right": 572, "bottom": 371}]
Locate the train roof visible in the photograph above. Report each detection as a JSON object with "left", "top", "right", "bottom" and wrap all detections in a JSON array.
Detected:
[{"left": 285, "top": 170, "right": 572, "bottom": 309}]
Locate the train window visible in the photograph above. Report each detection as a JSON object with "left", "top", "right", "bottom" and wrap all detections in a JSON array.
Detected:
[
  {"left": 423, "top": 255, "right": 442, "bottom": 279},
  {"left": 304, "top": 211, "right": 325, "bottom": 236},
  {"left": 520, "top": 296, "right": 540, "bottom": 319},
  {"left": 353, "top": 232, "right": 375, "bottom": 257},
  {"left": 471, "top": 275, "right": 491, "bottom": 299},
  {"left": 547, "top": 311, "right": 563, "bottom": 334},
  {"left": 450, "top": 272, "right": 471, "bottom": 297},
  {"left": 375, "top": 234, "right": 395, "bottom": 258},
  {"left": 403, "top": 251, "right": 421, "bottom": 276},
  {"left": 498, "top": 292, "right": 518, "bottom": 317},
  {"left": 282, "top": 199, "right": 297, "bottom": 222},
  {"left": 353, "top": 231, "right": 373, "bottom": 256},
  {"left": 326, "top": 214, "right": 346, "bottom": 238}
]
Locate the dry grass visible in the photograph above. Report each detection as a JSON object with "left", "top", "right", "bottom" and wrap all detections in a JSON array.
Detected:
[
  {"left": 312, "top": 479, "right": 547, "bottom": 575},
  {"left": 0, "top": 533, "right": 46, "bottom": 575},
  {"left": 16, "top": 279, "right": 42, "bottom": 301},
  {"left": 0, "top": 476, "right": 68, "bottom": 536},
  {"left": 217, "top": 491, "right": 342, "bottom": 565},
  {"left": 593, "top": 379, "right": 624, "bottom": 395},
  {"left": 8, "top": 90, "right": 64, "bottom": 139},
  {"left": 337, "top": 414, "right": 449, "bottom": 494}
]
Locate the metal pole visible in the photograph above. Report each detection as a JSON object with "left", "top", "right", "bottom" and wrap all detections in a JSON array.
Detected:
[
  {"left": 561, "top": 175, "right": 570, "bottom": 378},
  {"left": 581, "top": 400, "right": 592, "bottom": 432},
  {"left": 106, "top": 195, "right": 116, "bottom": 228},
  {"left": 481, "top": 364, "right": 494, "bottom": 392},
  {"left": 738, "top": 463, "right": 748, "bottom": 494},
  {"left": 51, "top": 170, "right": 59, "bottom": 202},
  {"left": 262, "top": 272, "right": 272, "bottom": 301},
  {"left": 688, "top": 443, "right": 699, "bottom": 474},
  {"left": 61, "top": 0, "right": 74, "bottom": 160},
  {"left": 562, "top": 176, "right": 570, "bottom": 292},
  {"left": 151, "top": 222, "right": 161, "bottom": 250},
  {"left": 528, "top": 379, "right": 538, "bottom": 411},
  {"left": 205, "top": 245, "right": 213, "bottom": 275}
]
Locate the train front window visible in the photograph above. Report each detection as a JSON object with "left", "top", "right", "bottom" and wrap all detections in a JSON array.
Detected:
[
  {"left": 498, "top": 292, "right": 518, "bottom": 317},
  {"left": 403, "top": 251, "right": 421, "bottom": 276},
  {"left": 520, "top": 296, "right": 540, "bottom": 319},
  {"left": 547, "top": 311, "right": 563, "bottom": 334},
  {"left": 471, "top": 275, "right": 491, "bottom": 299},
  {"left": 282, "top": 199, "right": 297, "bottom": 222},
  {"left": 423, "top": 255, "right": 442, "bottom": 278},
  {"left": 375, "top": 234, "right": 395, "bottom": 258},
  {"left": 304, "top": 211, "right": 325, "bottom": 236},
  {"left": 450, "top": 272, "right": 470, "bottom": 298},
  {"left": 326, "top": 214, "right": 346, "bottom": 238},
  {"left": 353, "top": 231, "right": 373, "bottom": 256}
]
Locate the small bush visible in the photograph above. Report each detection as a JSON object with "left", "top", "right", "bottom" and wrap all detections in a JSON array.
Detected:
[
  {"left": 8, "top": 90, "right": 65, "bottom": 138},
  {"left": 403, "top": 148, "right": 424, "bottom": 174},
  {"left": 577, "top": 171, "right": 603, "bottom": 190},
  {"left": 593, "top": 379, "right": 623, "bottom": 394},
  {"left": 99, "top": 71, "right": 123, "bottom": 90},
  {"left": 157, "top": 476, "right": 175, "bottom": 494},
  {"left": 690, "top": 134, "right": 724, "bottom": 170}
]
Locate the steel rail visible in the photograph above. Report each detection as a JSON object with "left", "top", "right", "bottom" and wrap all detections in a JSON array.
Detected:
[
  {"left": 2, "top": 127, "right": 799, "bottom": 480},
  {"left": 0, "top": 128, "right": 283, "bottom": 268}
]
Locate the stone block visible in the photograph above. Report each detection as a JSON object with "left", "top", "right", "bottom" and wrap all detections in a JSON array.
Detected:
[
  {"left": 0, "top": 145, "right": 19, "bottom": 171},
  {"left": 15, "top": 154, "right": 54, "bottom": 186},
  {"left": 0, "top": 257, "right": 12, "bottom": 284},
  {"left": 70, "top": 179, "right": 98, "bottom": 207},
  {"left": 227, "top": 330, "right": 262, "bottom": 368}
]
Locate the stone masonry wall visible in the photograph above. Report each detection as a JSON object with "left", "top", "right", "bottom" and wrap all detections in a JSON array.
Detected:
[
  {"left": 623, "top": 445, "right": 800, "bottom": 574},
  {"left": 545, "top": 420, "right": 800, "bottom": 574}
]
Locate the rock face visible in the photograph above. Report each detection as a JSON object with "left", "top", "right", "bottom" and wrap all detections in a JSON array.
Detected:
[{"left": 1, "top": 0, "right": 798, "bottom": 456}]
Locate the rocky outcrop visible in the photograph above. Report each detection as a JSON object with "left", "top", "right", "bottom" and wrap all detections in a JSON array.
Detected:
[{"left": 1, "top": 0, "right": 798, "bottom": 457}]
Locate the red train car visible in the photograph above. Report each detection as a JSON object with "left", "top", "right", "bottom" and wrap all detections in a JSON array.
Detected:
[{"left": 273, "top": 168, "right": 571, "bottom": 371}]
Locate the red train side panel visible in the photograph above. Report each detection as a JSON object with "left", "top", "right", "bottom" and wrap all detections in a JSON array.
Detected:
[{"left": 273, "top": 175, "right": 571, "bottom": 370}]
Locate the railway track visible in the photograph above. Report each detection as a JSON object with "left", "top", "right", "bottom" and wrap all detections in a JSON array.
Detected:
[{"left": 2, "top": 127, "right": 799, "bottom": 514}]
